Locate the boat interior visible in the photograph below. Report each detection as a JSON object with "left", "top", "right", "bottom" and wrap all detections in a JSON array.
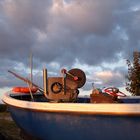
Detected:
[
  {"left": 8, "top": 68, "right": 140, "bottom": 104},
  {"left": 10, "top": 93, "right": 90, "bottom": 103}
]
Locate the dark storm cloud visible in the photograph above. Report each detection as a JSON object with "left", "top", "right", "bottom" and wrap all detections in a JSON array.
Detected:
[
  {"left": 115, "top": 1, "right": 140, "bottom": 58},
  {"left": 0, "top": 0, "right": 140, "bottom": 89},
  {"left": 33, "top": 0, "right": 120, "bottom": 64},
  {"left": 0, "top": 0, "right": 52, "bottom": 61}
]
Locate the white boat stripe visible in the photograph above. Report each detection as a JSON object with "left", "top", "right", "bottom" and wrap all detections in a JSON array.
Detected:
[{"left": 2, "top": 92, "right": 140, "bottom": 115}]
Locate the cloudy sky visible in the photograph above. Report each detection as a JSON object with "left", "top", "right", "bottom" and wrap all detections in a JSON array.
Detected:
[{"left": 0, "top": 0, "right": 140, "bottom": 98}]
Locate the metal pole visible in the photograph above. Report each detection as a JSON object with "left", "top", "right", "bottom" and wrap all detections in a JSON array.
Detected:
[
  {"left": 27, "top": 82, "right": 34, "bottom": 101},
  {"left": 30, "top": 53, "right": 33, "bottom": 87},
  {"left": 43, "top": 68, "right": 48, "bottom": 98}
]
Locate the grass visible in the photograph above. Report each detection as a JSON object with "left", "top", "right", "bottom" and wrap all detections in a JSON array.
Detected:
[{"left": 0, "top": 111, "right": 23, "bottom": 140}]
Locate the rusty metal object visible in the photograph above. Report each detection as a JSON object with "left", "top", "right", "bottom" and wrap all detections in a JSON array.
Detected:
[
  {"left": 46, "top": 68, "right": 86, "bottom": 102},
  {"left": 67, "top": 68, "right": 86, "bottom": 88},
  {"left": 47, "top": 77, "right": 78, "bottom": 102},
  {"left": 9, "top": 68, "right": 86, "bottom": 102},
  {"left": 90, "top": 89, "right": 117, "bottom": 103}
]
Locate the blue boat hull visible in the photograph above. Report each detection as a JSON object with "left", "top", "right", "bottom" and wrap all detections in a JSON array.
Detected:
[
  {"left": 9, "top": 106, "right": 140, "bottom": 140},
  {"left": 119, "top": 96, "right": 140, "bottom": 103}
]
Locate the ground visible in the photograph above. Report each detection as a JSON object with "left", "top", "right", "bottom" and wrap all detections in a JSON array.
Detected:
[{"left": 0, "top": 108, "right": 23, "bottom": 140}]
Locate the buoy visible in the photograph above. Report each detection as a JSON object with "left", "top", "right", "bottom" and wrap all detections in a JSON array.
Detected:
[{"left": 12, "top": 87, "right": 38, "bottom": 94}]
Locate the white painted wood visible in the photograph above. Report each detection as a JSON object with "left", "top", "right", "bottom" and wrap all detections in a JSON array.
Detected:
[{"left": 2, "top": 92, "right": 140, "bottom": 115}]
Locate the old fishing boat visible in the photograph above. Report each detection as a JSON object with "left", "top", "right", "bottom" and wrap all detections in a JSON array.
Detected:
[{"left": 2, "top": 68, "right": 140, "bottom": 140}]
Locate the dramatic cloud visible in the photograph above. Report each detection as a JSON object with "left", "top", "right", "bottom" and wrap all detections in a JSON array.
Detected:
[
  {"left": 95, "top": 71, "right": 124, "bottom": 87},
  {"left": 0, "top": 0, "right": 140, "bottom": 93}
]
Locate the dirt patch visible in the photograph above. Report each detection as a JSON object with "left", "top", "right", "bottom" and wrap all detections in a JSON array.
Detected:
[{"left": 0, "top": 112, "right": 23, "bottom": 140}]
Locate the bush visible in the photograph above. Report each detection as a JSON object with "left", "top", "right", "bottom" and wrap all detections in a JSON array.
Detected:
[{"left": 126, "top": 51, "right": 140, "bottom": 95}]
